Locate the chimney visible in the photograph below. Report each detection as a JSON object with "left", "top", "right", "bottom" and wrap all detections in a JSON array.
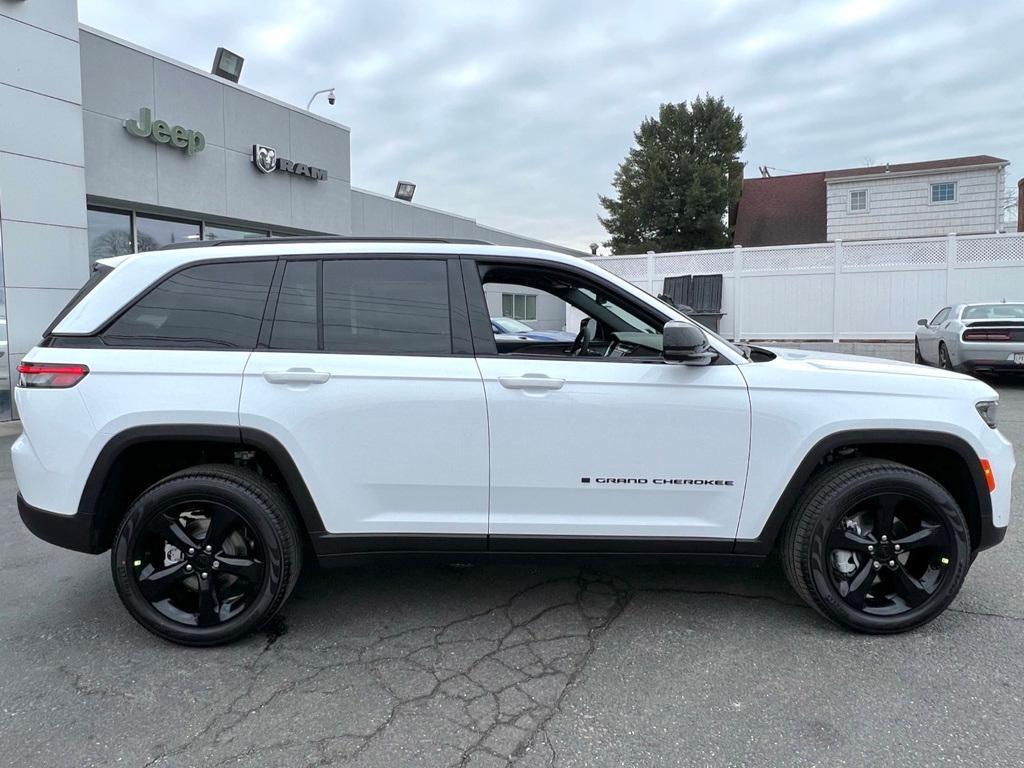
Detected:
[{"left": 1018, "top": 177, "right": 1023, "bottom": 232}]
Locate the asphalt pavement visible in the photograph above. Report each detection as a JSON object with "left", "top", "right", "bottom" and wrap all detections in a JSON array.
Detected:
[{"left": 1, "top": 377, "right": 1022, "bottom": 768}]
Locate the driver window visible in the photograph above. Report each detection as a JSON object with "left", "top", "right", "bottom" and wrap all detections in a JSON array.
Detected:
[
  {"left": 930, "top": 308, "right": 950, "bottom": 325},
  {"left": 479, "top": 264, "right": 664, "bottom": 360}
]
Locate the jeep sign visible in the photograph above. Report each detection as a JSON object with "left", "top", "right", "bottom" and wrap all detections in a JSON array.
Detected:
[{"left": 124, "top": 107, "right": 206, "bottom": 156}]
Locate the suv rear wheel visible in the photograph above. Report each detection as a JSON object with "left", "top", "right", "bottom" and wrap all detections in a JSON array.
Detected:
[
  {"left": 782, "top": 459, "right": 970, "bottom": 633},
  {"left": 111, "top": 465, "right": 302, "bottom": 646}
]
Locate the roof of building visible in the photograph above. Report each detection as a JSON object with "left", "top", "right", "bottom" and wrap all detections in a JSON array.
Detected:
[
  {"left": 733, "top": 155, "right": 1010, "bottom": 246},
  {"left": 823, "top": 154, "right": 1008, "bottom": 180},
  {"left": 733, "top": 172, "right": 827, "bottom": 247}
]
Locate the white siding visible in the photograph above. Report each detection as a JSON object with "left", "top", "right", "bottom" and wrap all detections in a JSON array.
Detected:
[{"left": 826, "top": 167, "right": 1003, "bottom": 242}]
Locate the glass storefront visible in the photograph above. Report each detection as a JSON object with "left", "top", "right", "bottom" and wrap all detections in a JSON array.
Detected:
[
  {"left": 0, "top": 216, "right": 9, "bottom": 420},
  {"left": 87, "top": 207, "right": 134, "bottom": 262},
  {"left": 136, "top": 214, "right": 201, "bottom": 252},
  {"left": 86, "top": 206, "right": 306, "bottom": 264}
]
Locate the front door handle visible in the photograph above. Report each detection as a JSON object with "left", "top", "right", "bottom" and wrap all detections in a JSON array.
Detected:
[
  {"left": 498, "top": 374, "right": 565, "bottom": 391},
  {"left": 263, "top": 368, "right": 331, "bottom": 385}
]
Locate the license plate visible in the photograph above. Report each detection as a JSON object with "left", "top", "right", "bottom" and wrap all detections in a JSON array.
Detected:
[{"left": 1013, "top": 354, "right": 1024, "bottom": 365}]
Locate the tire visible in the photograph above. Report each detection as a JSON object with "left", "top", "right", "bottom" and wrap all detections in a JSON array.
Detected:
[
  {"left": 913, "top": 339, "right": 924, "bottom": 365},
  {"left": 938, "top": 342, "right": 954, "bottom": 370},
  {"left": 111, "top": 464, "right": 302, "bottom": 646},
  {"left": 781, "top": 458, "right": 970, "bottom": 634}
]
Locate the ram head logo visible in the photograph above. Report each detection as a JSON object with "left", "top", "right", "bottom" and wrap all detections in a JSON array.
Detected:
[{"left": 252, "top": 144, "right": 278, "bottom": 174}]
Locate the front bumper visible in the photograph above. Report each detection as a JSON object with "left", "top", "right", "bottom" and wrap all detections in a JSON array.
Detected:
[{"left": 17, "top": 494, "right": 102, "bottom": 554}]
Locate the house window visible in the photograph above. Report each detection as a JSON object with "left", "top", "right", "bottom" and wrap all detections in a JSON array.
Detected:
[
  {"left": 849, "top": 190, "right": 867, "bottom": 212},
  {"left": 931, "top": 182, "right": 956, "bottom": 203},
  {"left": 501, "top": 293, "right": 537, "bottom": 321}
]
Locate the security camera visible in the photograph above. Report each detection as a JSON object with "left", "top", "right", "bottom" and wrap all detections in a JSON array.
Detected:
[{"left": 327, "top": 90, "right": 336, "bottom": 105}]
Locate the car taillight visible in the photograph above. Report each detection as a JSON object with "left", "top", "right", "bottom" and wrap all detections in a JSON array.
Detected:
[
  {"left": 963, "top": 330, "right": 1011, "bottom": 341},
  {"left": 16, "top": 362, "right": 89, "bottom": 388}
]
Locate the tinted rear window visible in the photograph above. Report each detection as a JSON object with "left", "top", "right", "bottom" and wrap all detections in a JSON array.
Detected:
[
  {"left": 44, "top": 263, "right": 113, "bottom": 337},
  {"left": 103, "top": 261, "right": 274, "bottom": 349},
  {"left": 270, "top": 260, "right": 318, "bottom": 350},
  {"left": 322, "top": 259, "right": 451, "bottom": 354}
]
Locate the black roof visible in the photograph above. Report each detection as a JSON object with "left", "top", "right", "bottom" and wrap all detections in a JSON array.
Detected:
[{"left": 160, "top": 235, "right": 494, "bottom": 251}]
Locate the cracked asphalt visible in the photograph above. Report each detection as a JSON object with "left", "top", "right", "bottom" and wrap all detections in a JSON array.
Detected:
[{"left": 2, "top": 378, "right": 1024, "bottom": 767}]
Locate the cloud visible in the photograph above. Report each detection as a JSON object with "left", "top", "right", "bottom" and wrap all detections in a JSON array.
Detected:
[{"left": 78, "top": 0, "right": 1024, "bottom": 250}]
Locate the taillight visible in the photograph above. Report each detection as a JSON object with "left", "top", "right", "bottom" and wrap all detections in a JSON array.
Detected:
[
  {"left": 17, "top": 362, "right": 89, "bottom": 389},
  {"left": 963, "top": 330, "right": 1011, "bottom": 341}
]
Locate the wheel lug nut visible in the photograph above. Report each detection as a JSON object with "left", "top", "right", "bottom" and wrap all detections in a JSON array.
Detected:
[
  {"left": 868, "top": 545, "right": 874, "bottom": 553},
  {"left": 873, "top": 561, "right": 881, "bottom": 570},
  {"left": 894, "top": 544, "right": 901, "bottom": 552},
  {"left": 881, "top": 535, "right": 888, "bottom": 543},
  {"left": 184, "top": 564, "right": 193, "bottom": 573},
  {"left": 204, "top": 545, "right": 213, "bottom": 554},
  {"left": 889, "top": 560, "right": 896, "bottom": 567},
  {"left": 200, "top": 572, "right": 208, "bottom": 580},
  {"left": 212, "top": 561, "right": 220, "bottom": 570},
  {"left": 187, "top": 547, "right": 195, "bottom": 556}
]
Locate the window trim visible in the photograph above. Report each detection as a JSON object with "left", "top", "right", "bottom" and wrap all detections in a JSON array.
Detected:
[
  {"left": 98, "top": 257, "right": 277, "bottom": 350},
  {"left": 259, "top": 253, "right": 473, "bottom": 358},
  {"left": 848, "top": 189, "right": 868, "bottom": 213},
  {"left": 930, "top": 307, "right": 951, "bottom": 326},
  {"left": 930, "top": 181, "right": 957, "bottom": 204}
]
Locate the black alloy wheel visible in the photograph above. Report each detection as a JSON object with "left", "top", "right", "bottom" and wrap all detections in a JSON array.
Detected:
[
  {"left": 825, "top": 491, "right": 953, "bottom": 615},
  {"left": 783, "top": 459, "right": 970, "bottom": 633},
  {"left": 112, "top": 465, "right": 301, "bottom": 646},
  {"left": 132, "top": 499, "right": 266, "bottom": 628}
]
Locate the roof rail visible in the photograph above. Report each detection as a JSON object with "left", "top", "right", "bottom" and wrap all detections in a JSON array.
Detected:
[{"left": 160, "top": 235, "right": 494, "bottom": 250}]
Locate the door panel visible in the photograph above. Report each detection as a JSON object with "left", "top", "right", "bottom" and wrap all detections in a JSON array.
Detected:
[
  {"left": 240, "top": 352, "right": 489, "bottom": 535},
  {"left": 477, "top": 356, "right": 751, "bottom": 540}
]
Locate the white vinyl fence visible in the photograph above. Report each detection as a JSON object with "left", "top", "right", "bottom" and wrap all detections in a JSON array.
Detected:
[{"left": 590, "top": 232, "right": 1024, "bottom": 341}]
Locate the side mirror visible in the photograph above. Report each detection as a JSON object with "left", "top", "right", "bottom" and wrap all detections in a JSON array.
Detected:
[
  {"left": 917, "top": 318, "right": 928, "bottom": 326},
  {"left": 663, "top": 321, "right": 715, "bottom": 365}
]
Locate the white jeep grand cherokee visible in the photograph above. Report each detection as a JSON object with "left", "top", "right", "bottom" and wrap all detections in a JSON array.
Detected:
[{"left": 13, "top": 238, "right": 1013, "bottom": 645}]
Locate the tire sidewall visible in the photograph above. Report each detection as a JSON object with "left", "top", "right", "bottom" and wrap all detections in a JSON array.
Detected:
[
  {"left": 112, "top": 476, "right": 289, "bottom": 645},
  {"left": 804, "top": 472, "right": 970, "bottom": 633}
]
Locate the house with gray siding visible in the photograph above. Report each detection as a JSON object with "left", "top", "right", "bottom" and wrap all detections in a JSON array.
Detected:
[{"left": 735, "top": 155, "right": 1010, "bottom": 246}]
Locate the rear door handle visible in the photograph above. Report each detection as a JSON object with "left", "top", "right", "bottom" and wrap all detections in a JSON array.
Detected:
[
  {"left": 498, "top": 374, "right": 565, "bottom": 391},
  {"left": 263, "top": 368, "right": 331, "bottom": 385}
]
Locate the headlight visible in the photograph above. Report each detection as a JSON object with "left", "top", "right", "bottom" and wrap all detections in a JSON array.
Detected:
[{"left": 976, "top": 400, "right": 998, "bottom": 429}]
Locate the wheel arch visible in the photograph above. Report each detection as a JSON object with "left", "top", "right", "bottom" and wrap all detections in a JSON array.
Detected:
[
  {"left": 79, "top": 425, "right": 325, "bottom": 553},
  {"left": 735, "top": 429, "right": 994, "bottom": 556}
]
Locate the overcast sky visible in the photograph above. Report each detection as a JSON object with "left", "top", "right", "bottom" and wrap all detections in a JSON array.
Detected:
[{"left": 78, "top": 0, "right": 1023, "bottom": 251}]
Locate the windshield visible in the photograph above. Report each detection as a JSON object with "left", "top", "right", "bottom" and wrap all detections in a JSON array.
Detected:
[
  {"left": 492, "top": 317, "right": 534, "bottom": 333},
  {"left": 962, "top": 304, "right": 1024, "bottom": 320}
]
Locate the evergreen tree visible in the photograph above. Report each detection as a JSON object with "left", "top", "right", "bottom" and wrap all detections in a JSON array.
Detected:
[{"left": 599, "top": 96, "right": 745, "bottom": 254}]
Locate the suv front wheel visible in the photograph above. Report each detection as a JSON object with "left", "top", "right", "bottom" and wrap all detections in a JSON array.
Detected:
[
  {"left": 111, "top": 465, "right": 302, "bottom": 646},
  {"left": 782, "top": 459, "right": 970, "bottom": 633}
]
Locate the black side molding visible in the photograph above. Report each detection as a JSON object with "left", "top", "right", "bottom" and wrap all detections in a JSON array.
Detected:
[{"left": 18, "top": 494, "right": 99, "bottom": 554}]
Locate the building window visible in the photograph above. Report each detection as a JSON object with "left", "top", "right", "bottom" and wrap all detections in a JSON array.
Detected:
[
  {"left": 931, "top": 182, "right": 956, "bottom": 203},
  {"left": 502, "top": 293, "right": 537, "bottom": 321},
  {"left": 203, "top": 223, "right": 270, "bottom": 241},
  {"left": 135, "top": 214, "right": 201, "bottom": 251},
  {"left": 849, "top": 190, "right": 867, "bottom": 212},
  {"left": 87, "top": 208, "right": 134, "bottom": 262}
]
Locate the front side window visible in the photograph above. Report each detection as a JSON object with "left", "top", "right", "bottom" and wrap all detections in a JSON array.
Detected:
[
  {"left": 931, "top": 182, "right": 956, "bottom": 203},
  {"left": 322, "top": 259, "right": 451, "bottom": 354},
  {"left": 104, "top": 261, "right": 274, "bottom": 348},
  {"left": 930, "top": 307, "right": 950, "bottom": 325},
  {"left": 849, "top": 190, "right": 867, "bottom": 212}
]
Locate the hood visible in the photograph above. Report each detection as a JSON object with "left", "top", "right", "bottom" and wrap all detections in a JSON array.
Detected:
[{"left": 759, "top": 346, "right": 975, "bottom": 382}]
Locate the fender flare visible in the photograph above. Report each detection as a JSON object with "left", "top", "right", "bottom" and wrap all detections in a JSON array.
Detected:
[
  {"left": 734, "top": 428, "right": 993, "bottom": 555},
  {"left": 78, "top": 425, "right": 326, "bottom": 549}
]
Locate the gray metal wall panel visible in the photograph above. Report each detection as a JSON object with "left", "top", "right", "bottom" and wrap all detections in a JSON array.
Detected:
[
  {"left": 0, "top": 83, "right": 85, "bottom": 166},
  {"left": 82, "top": 110, "right": 158, "bottom": 206},
  {"left": 0, "top": 0, "right": 80, "bottom": 41},
  {"left": 0, "top": 15, "right": 82, "bottom": 103}
]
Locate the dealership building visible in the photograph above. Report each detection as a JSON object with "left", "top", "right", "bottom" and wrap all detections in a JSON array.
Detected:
[{"left": 0, "top": 0, "right": 581, "bottom": 419}]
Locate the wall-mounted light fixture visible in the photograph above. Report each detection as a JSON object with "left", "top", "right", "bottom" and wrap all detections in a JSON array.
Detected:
[
  {"left": 394, "top": 181, "right": 417, "bottom": 202},
  {"left": 211, "top": 47, "right": 244, "bottom": 82}
]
